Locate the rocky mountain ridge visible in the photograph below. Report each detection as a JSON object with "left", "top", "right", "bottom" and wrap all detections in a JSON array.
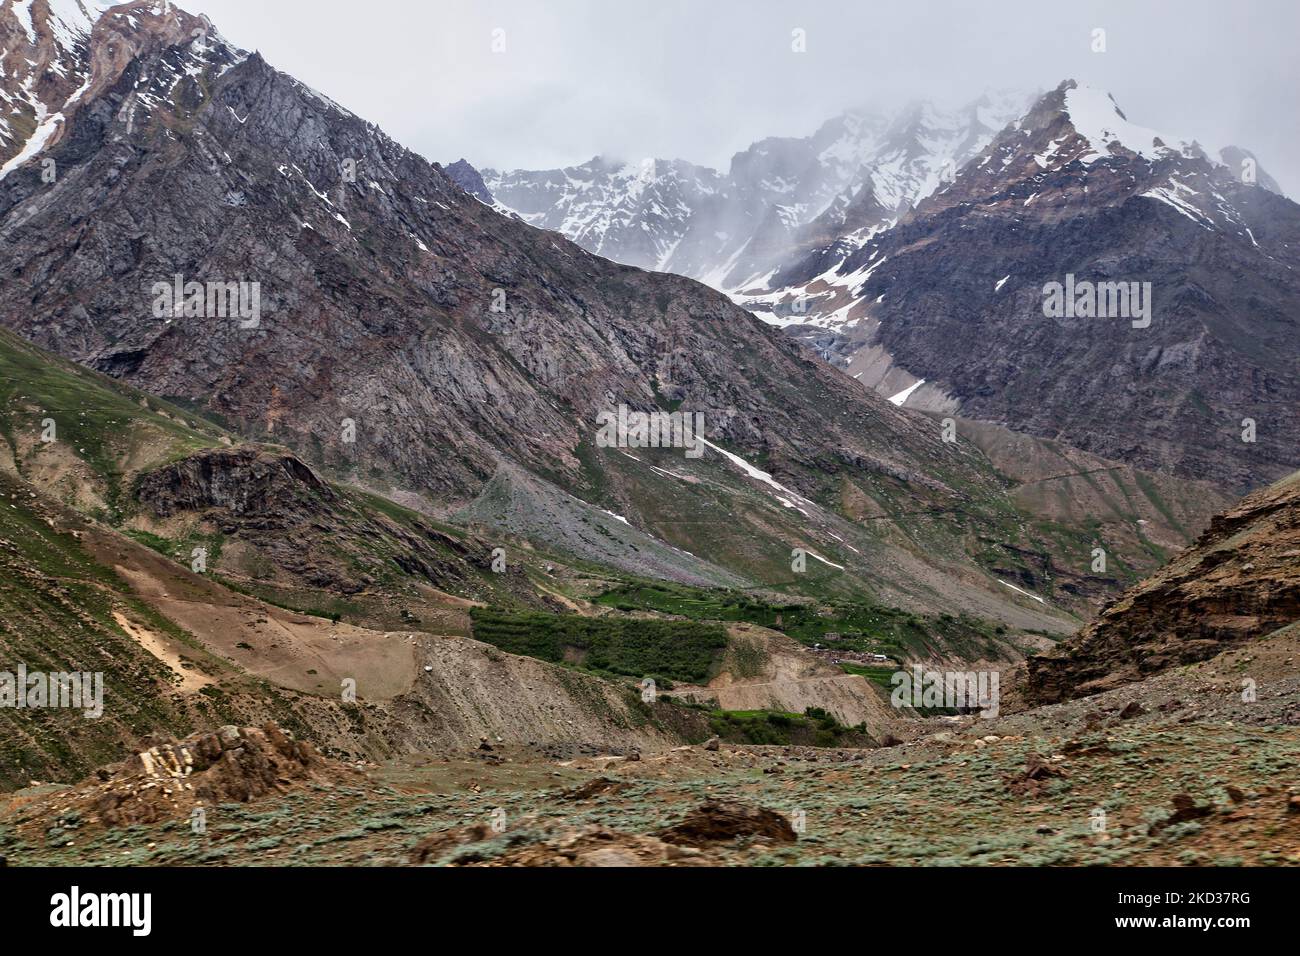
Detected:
[
  {"left": 1027, "top": 469, "right": 1300, "bottom": 704},
  {"left": 0, "top": 1, "right": 1177, "bottom": 630},
  {"left": 742, "top": 80, "right": 1300, "bottom": 489}
]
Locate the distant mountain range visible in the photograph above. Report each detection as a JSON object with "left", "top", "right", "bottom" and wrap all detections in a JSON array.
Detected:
[
  {"left": 466, "top": 91, "right": 1033, "bottom": 290},
  {"left": 3, "top": 0, "right": 1188, "bottom": 635},
  {"left": 750, "top": 80, "right": 1300, "bottom": 490},
  {"left": 452, "top": 82, "right": 1297, "bottom": 491}
]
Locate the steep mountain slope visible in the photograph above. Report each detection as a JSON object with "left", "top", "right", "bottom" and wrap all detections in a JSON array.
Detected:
[
  {"left": 955, "top": 418, "right": 1233, "bottom": 598},
  {"left": 1027, "top": 469, "right": 1300, "bottom": 704},
  {"left": 0, "top": 324, "right": 732, "bottom": 786},
  {"left": 473, "top": 92, "right": 1031, "bottom": 290},
  {"left": 751, "top": 81, "right": 1300, "bottom": 489},
  {"left": 0, "top": 322, "right": 532, "bottom": 612},
  {"left": 0, "top": 4, "right": 971, "bottom": 508},
  {"left": 0, "top": 2, "right": 1166, "bottom": 630}
]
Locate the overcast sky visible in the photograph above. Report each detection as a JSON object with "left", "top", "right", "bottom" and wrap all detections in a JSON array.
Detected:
[{"left": 181, "top": 0, "right": 1300, "bottom": 194}]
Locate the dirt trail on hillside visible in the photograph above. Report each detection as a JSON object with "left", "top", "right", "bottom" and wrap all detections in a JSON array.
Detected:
[{"left": 111, "top": 611, "right": 213, "bottom": 692}]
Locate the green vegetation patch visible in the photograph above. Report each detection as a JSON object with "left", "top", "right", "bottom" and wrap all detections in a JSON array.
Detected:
[
  {"left": 595, "top": 581, "right": 1015, "bottom": 662},
  {"left": 469, "top": 607, "right": 727, "bottom": 684},
  {"left": 0, "top": 327, "right": 221, "bottom": 519},
  {"left": 706, "top": 707, "right": 871, "bottom": 747}
]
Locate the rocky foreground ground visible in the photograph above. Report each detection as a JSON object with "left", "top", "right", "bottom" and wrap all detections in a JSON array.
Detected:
[
  {"left": 4, "top": 530, "right": 1297, "bottom": 869},
  {"left": 4, "top": 631, "right": 1297, "bottom": 867}
]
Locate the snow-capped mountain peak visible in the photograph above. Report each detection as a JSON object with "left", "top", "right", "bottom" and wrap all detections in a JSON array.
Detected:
[
  {"left": 1058, "top": 82, "right": 1217, "bottom": 168},
  {"left": 729, "top": 76, "right": 1297, "bottom": 457},
  {"left": 1, "top": 0, "right": 242, "bottom": 179},
  {"left": 464, "top": 90, "right": 1034, "bottom": 291}
]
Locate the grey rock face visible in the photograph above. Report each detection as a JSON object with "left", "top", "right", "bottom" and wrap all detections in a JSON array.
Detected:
[
  {"left": 0, "top": 3, "right": 984, "bottom": 516},
  {"left": 444, "top": 158, "right": 494, "bottom": 204}
]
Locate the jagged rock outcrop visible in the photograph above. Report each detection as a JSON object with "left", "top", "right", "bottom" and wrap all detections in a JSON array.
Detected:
[
  {"left": 138, "top": 447, "right": 334, "bottom": 519},
  {"left": 70, "top": 722, "right": 345, "bottom": 827},
  {"left": 658, "top": 800, "right": 798, "bottom": 845},
  {"left": 134, "top": 447, "right": 492, "bottom": 594},
  {"left": 1027, "top": 472, "right": 1300, "bottom": 703}
]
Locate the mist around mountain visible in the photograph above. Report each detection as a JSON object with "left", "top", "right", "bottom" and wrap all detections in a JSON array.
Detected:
[
  {"left": 738, "top": 80, "right": 1300, "bottom": 492},
  {"left": 470, "top": 90, "right": 1035, "bottom": 290},
  {"left": 459, "top": 78, "right": 1298, "bottom": 494}
]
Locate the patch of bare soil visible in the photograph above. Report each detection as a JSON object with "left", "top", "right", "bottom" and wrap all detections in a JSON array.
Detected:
[
  {"left": 83, "top": 526, "right": 419, "bottom": 699},
  {"left": 1003, "top": 753, "right": 1068, "bottom": 797},
  {"left": 560, "top": 777, "right": 634, "bottom": 801},
  {"left": 417, "top": 798, "right": 798, "bottom": 867},
  {"left": 112, "top": 611, "right": 213, "bottom": 692},
  {"left": 1139, "top": 789, "right": 1300, "bottom": 865},
  {"left": 670, "top": 623, "right": 898, "bottom": 732},
  {"left": 658, "top": 799, "right": 797, "bottom": 846},
  {"left": 442, "top": 824, "right": 719, "bottom": 867}
]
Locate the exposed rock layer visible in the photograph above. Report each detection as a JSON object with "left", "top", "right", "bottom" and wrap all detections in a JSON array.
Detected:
[{"left": 1028, "top": 472, "right": 1300, "bottom": 703}]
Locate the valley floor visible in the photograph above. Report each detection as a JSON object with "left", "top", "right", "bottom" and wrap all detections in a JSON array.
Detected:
[{"left": 5, "top": 648, "right": 1297, "bottom": 867}]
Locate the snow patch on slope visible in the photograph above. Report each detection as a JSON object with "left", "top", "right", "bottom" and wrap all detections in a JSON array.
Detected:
[
  {"left": 888, "top": 379, "right": 926, "bottom": 406},
  {"left": 998, "top": 580, "right": 1047, "bottom": 605}
]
